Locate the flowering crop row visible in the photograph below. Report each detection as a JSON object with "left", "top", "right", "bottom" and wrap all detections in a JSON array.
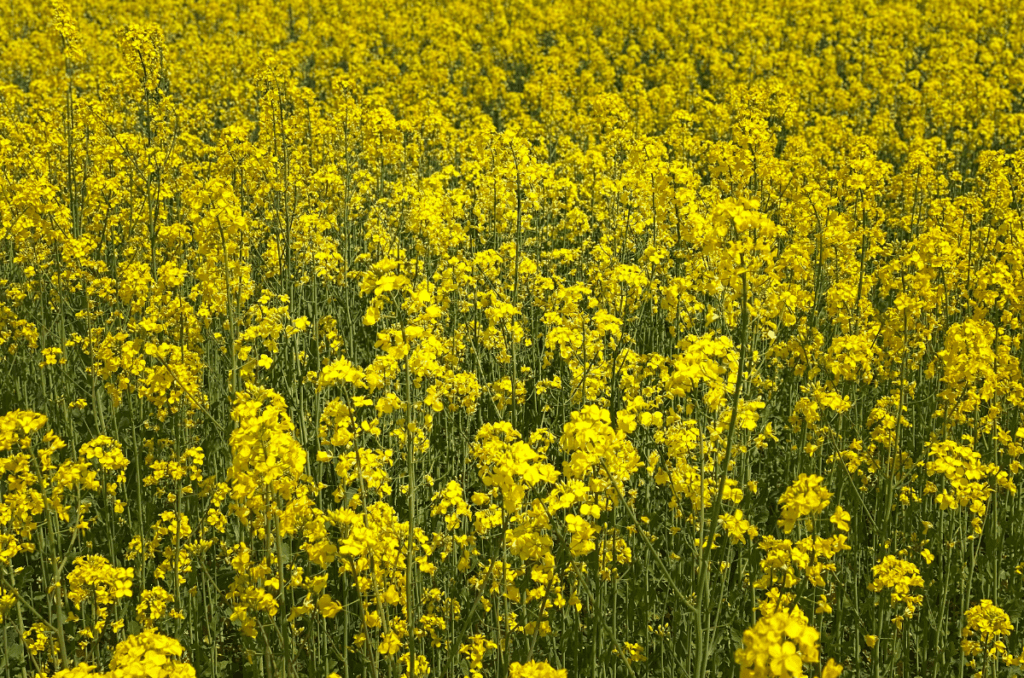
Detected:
[{"left": 2, "top": 0, "right": 1024, "bottom": 677}]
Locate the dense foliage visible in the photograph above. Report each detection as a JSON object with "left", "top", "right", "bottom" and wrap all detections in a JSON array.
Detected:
[{"left": 2, "top": 0, "right": 1024, "bottom": 676}]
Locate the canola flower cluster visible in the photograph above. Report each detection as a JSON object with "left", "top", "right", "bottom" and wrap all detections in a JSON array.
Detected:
[{"left": 2, "top": 0, "right": 1024, "bottom": 676}]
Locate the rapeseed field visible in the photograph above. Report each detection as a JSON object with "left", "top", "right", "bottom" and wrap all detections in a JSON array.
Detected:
[{"left": 2, "top": 0, "right": 1024, "bottom": 676}]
